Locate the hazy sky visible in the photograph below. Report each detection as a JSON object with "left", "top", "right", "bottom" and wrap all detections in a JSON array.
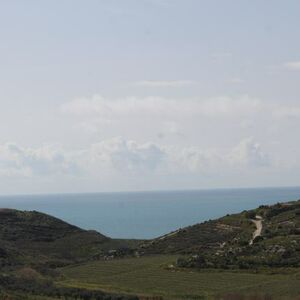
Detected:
[{"left": 0, "top": 0, "right": 300, "bottom": 194}]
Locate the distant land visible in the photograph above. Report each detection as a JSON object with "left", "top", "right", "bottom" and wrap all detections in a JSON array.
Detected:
[{"left": 0, "top": 198, "right": 299, "bottom": 299}]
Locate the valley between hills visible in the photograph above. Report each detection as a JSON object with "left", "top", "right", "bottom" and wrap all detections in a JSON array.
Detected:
[{"left": 0, "top": 200, "right": 299, "bottom": 299}]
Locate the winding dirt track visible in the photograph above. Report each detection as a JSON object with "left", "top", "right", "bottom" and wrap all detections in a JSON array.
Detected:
[{"left": 249, "top": 215, "right": 263, "bottom": 245}]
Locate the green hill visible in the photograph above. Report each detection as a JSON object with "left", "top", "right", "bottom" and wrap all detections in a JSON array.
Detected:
[
  {"left": 0, "top": 208, "right": 141, "bottom": 299},
  {"left": 140, "top": 200, "right": 300, "bottom": 270},
  {"left": 0, "top": 200, "right": 299, "bottom": 299},
  {"left": 0, "top": 208, "right": 141, "bottom": 269}
]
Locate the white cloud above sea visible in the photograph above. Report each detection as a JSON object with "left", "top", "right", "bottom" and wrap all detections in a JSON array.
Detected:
[
  {"left": 0, "top": 143, "right": 77, "bottom": 177},
  {"left": 87, "top": 137, "right": 166, "bottom": 173},
  {"left": 1, "top": 1, "right": 300, "bottom": 194},
  {"left": 229, "top": 138, "right": 270, "bottom": 167},
  {"left": 0, "top": 137, "right": 272, "bottom": 179},
  {"left": 55, "top": 94, "right": 300, "bottom": 190}
]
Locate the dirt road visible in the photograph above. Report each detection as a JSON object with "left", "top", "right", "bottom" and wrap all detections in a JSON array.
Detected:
[{"left": 249, "top": 215, "right": 263, "bottom": 245}]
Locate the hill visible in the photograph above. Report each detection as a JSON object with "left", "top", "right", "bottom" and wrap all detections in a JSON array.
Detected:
[
  {"left": 0, "top": 208, "right": 141, "bottom": 299},
  {"left": 0, "top": 200, "right": 299, "bottom": 299},
  {"left": 0, "top": 208, "right": 141, "bottom": 270},
  {"left": 140, "top": 200, "right": 300, "bottom": 270}
]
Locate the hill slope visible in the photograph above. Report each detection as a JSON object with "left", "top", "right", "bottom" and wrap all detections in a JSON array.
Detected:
[
  {"left": 140, "top": 208, "right": 254, "bottom": 255},
  {"left": 0, "top": 208, "right": 139, "bottom": 269},
  {"left": 0, "top": 200, "right": 299, "bottom": 299},
  {"left": 140, "top": 200, "right": 300, "bottom": 269}
]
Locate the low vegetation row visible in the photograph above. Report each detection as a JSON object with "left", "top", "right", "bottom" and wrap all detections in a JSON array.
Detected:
[{"left": 0, "top": 274, "right": 138, "bottom": 300}]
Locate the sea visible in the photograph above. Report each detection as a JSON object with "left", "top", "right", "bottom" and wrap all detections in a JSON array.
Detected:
[{"left": 0, "top": 186, "right": 299, "bottom": 239}]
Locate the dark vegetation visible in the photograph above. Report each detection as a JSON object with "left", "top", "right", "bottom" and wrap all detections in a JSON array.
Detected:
[
  {"left": 0, "top": 208, "right": 141, "bottom": 269},
  {"left": 61, "top": 255, "right": 300, "bottom": 300},
  {"left": 171, "top": 200, "right": 300, "bottom": 270},
  {"left": 0, "top": 200, "right": 299, "bottom": 299},
  {"left": 0, "top": 208, "right": 142, "bottom": 299},
  {"left": 0, "top": 273, "right": 138, "bottom": 299}
]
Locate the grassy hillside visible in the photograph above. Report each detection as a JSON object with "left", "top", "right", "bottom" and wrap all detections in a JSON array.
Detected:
[
  {"left": 61, "top": 255, "right": 300, "bottom": 300},
  {"left": 139, "top": 211, "right": 253, "bottom": 255},
  {"left": 0, "top": 200, "right": 299, "bottom": 299},
  {"left": 0, "top": 208, "right": 142, "bottom": 299},
  {"left": 0, "top": 208, "right": 105, "bottom": 267},
  {"left": 0, "top": 208, "right": 142, "bottom": 269},
  {"left": 59, "top": 200, "right": 300, "bottom": 299},
  {"left": 174, "top": 200, "right": 300, "bottom": 270}
]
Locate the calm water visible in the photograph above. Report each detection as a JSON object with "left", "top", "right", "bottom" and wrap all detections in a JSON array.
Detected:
[{"left": 0, "top": 187, "right": 299, "bottom": 239}]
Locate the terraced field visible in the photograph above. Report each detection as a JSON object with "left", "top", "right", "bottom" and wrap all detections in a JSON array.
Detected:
[{"left": 60, "top": 255, "right": 300, "bottom": 299}]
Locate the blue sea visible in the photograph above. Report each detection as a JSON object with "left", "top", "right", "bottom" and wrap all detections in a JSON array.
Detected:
[{"left": 0, "top": 187, "right": 299, "bottom": 239}]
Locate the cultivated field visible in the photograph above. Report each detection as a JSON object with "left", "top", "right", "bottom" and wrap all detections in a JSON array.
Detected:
[{"left": 60, "top": 255, "right": 300, "bottom": 299}]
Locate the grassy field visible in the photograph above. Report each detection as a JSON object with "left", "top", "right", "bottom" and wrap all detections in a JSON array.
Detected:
[{"left": 60, "top": 255, "right": 300, "bottom": 299}]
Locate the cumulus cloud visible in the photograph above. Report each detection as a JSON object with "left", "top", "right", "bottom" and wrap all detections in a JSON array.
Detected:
[
  {"left": 87, "top": 137, "right": 166, "bottom": 173},
  {"left": 229, "top": 138, "right": 270, "bottom": 167},
  {"left": 0, "top": 138, "right": 271, "bottom": 179},
  {"left": 283, "top": 61, "right": 300, "bottom": 70},
  {"left": 167, "top": 138, "right": 270, "bottom": 173},
  {"left": 0, "top": 143, "right": 77, "bottom": 177},
  {"left": 168, "top": 147, "right": 222, "bottom": 172},
  {"left": 87, "top": 137, "right": 272, "bottom": 174},
  {"left": 57, "top": 95, "right": 300, "bottom": 190}
]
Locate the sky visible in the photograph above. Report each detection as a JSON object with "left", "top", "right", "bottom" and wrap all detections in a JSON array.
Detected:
[{"left": 0, "top": 0, "right": 300, "bottom": 194}]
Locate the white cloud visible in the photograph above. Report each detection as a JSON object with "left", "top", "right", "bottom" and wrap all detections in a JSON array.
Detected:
[
  {"left": 228, "top": 138, "right": 270, "bottom": 167},
  {"left": 58, "top": 95, "right": 300, "bottom": 187},
  {"left": 167, "top": 138, "right": 270, "bottom": 173},
  {"left": 0, "top": 138, "right": 271, "bottom": 179},
  {"left": 133, "top": 80, "right": 196, "bottom": 88},
  {"left": 0, "top": 143, "right": 77, "bottom": 177},
  {"left": 168, "top": 147, "right": 222, "bottom": 172},
  {"left": 87, "top": 137, "right": 166, "bottom": 173},
  {"left": 61, "top": 94, "right": 264, "bottom": 120},
  {"left": 61, "top": 95, "right": 300, "bottom": 136}
]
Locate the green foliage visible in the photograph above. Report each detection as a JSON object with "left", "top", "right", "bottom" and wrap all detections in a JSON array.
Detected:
[
  {"left": 0, "top": 209, "right": 142, "bottom": 270},
  {"left": 0, "top": 200, "right": 299, "bottom": 299},
  {"left": 0, "top": 274, "right": 138, "bottom": 299},
  {"left": 61, "top": 255, "right": 300, "bottom": 299},
  {"left": 174, "top": 200, "right": 300, "bottom": 271}
]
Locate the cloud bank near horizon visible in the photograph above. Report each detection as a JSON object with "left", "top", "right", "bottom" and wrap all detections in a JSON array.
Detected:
[
  {"left": 1, "top": 0, "right": 300, "bottom": 193},
  {"left": 1, "top": 91, "right": 299, "bottom": 193}
]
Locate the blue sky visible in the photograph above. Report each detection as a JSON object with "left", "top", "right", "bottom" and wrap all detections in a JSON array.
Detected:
[{"left": 0, "top": 0, "right": 299, "bottom": 194}]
